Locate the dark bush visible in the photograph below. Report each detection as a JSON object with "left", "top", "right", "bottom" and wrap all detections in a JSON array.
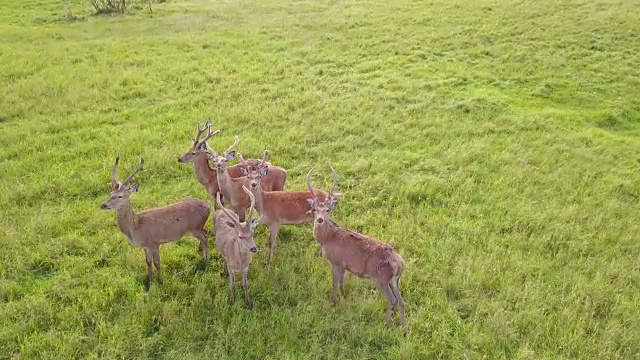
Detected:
[{"left": 89, "top": 0, "right": 128, "bottom": 14}]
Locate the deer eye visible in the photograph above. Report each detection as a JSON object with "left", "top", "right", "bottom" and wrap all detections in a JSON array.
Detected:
[{"left": 117, "top": 195, "right": 123, "bottom": 198}]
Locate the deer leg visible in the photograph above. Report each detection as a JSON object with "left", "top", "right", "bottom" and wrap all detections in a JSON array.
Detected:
[
  {"left": 331, "top": 265, "right": 343, "bottom": 304},
  {"left": 220, "top": 257, "right": 228, "bottom": 277},
  {"left": 374, "top": 280, "right": 397, "bottom": 325},
  {"left": 339, "top": 269, "right": 347, "bottom": 298},
  {"left": 390, "top": 275, "right": 407, "bottom": 333},
  {"left": 268, "top": 225, "right": 279, "bottom": 265},
  {"left": 193, "top": 229, "right": 209, "bottom": 268},
  {"left": 236, "top": 206, "right": 246, "bottom": 223},
  {"left": 144, "top": 248, "right": 153, "bottom": 288},
  {"left": 228, "top": 264, "right": 236, "bottom": 304},
  {"left": 203, "top": 233, "right": 210, "bottom": 269},
  {"left": 242, "top": 268, "right": 252, "bottom": 309},
  {"left": 152, "top": 247, "right": 163, "bottom": 284}
]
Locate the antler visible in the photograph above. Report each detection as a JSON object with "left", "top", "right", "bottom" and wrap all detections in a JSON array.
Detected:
[
  {"left": 242, "top": 184, "right": 256, "bottom": 224},
  {"left": 199, "top": 124, "right": 220, "bottom": 146},
  {"left": 328, "top": 165, "right": 338, "bottom": 200},
  {"left": 193, "top": 119, "right": 210, "bottom": 146},
  {"left": 204, "top": 141, "right": 218, "bottom": 157},
  {"left": 215, "top": 191, "right": 225, "bottom": 211},
  {"left": 122, "top": 157, "right": 144, "bottom": 187},
  {"left": 237, "top": 153, "right": 249, "bottom": 166},
  {"left": 224, "top": 135, "right": 240, "bottom": 156},
  {"left": 306, "top": 166, "right": 317, "bottom": 200},
  {"left": 260, "top": 150, "right": 269, "bottom": 168},
  {"left": 217, "top": 190, "right": 241, "bottom": 225},
  {"left": 112, "top": 156, "right": 120, "bottom": 188}
]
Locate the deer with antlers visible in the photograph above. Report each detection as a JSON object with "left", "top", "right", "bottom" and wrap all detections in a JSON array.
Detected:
[
  {"left": 178, "top": 121, "right": 287, "bottom": 207},
  {"left": 100, "top": 157, "right": 211, "bottom": 288},
  {"left": 206, "top": 135, "right": 287, "bottom": 222},
  {"left": 306, "top": 166, "right": 407, "bottom": 333},
  {"left": 242, "top": 151, "right": 342, "bottom": 265},
  {"left": 214, "top": 185, "right": 261, "bottom": 308}
]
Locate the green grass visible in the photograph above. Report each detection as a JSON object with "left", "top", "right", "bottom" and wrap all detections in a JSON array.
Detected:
[{"left": 1, "top": 0, "right": 640, "bottom": 358}]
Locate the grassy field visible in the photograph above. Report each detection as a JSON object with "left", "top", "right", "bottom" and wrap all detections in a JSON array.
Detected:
[{"left": 1, "top": 0, "right": 640, "bottom": 358}]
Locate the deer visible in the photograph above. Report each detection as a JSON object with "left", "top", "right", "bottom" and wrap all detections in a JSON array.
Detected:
[
  {"left": 214, "top": 185, "right": 261, "bottom": 308},
  {"left": 177, "top": 120, "right": 287, "bottom": 205},
  {"left": 242, "top": 150, "right": 342, "bottom": 265},
  {"left": 306, "top": 166, "right": 407, "bottom": 334},
  {"left": 206, "top": 135, "right": 288, "bottom": 222},
  {"left": 100, "top": 156, "right": 211, "bottom": 289}
]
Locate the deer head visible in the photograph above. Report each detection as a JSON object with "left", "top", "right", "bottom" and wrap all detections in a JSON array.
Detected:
[
  {"left": 206, "top": 135, "right": 241, "bottom": 174},
  {"left": 178, "top": 120, "right": 220, "bottom": 163},
  {"left": 242, "top": 150, "right": 269, "bottom": 191},
  {"left": 101, "top": 157, "right": 144, "bottom": 210},
  {"left": 306, "top": 165, "right": 339, "bottom": 225},
  {"left": 216, "top": 185, "right": 262, "bottom": 253}
]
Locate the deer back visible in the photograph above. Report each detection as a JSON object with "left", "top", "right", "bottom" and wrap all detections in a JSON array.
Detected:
[
  {"left": 316, "top": 223, "right": 404, "bottom": 283},
  {"left": 133, "top": 198, "right": 210, "bottom": 246},
  {"left": 261, "top": 165, "right": 287, "bottom": 191},
  {"left": 257, "top": 188, "right": 333, "bottom": 225}
]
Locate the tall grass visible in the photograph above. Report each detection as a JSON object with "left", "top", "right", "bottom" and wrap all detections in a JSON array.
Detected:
[{"left": 1, "top": 0, "right": 639, "bottom": 358}]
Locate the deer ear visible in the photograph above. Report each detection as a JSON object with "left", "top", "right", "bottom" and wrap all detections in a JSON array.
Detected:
[
  {"left": 238, "top": 165, "right": 249, "bottom": 175},
  {"left": 224, "top": 220, "right": 236, "bottom": 228},
  {"left": 259, "top": 166, "right": 269, "bottom": 176},
  {"left": 226, "top": 151, "right": 236, "bottom": 161},
  {"left": 250, "top": 217, "right": 261, "bottom": 229},
  {"left": 328, "top": 198, "right": 338, "bottom": 210},
  {"left": 306, "top": 198, "right": 315, "bottom": 207},
  {"left": 205, "top": 153, "right": 215, "bottom": 161},
  {"left": 129, "top": 183, "right": 139, "bottom": 193}
]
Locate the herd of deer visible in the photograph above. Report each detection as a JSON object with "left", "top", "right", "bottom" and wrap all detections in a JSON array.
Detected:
[{"left": 100, "top": 120, "right": 407, "bottom": 333}]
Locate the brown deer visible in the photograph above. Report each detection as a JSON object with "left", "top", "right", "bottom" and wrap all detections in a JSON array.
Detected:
[
  {"left": 214, "top": 185, "right": 261, "bottom": 308},
  {"left": 100, "top": 157, "right": 211, "bottom": 288},
  {"left": 306, "top": 166, "right": 407, "bottom": 333},
  {"left": 206, "top": 135, "right": 288, "bottom": 222},
  {"left": 243, "top": 151, "right": 342, "bottom": 265},
  {"left": 177, "top": 121, "right": 287, "bottom": 205},
  {"left": 206, "top": 135, "right": 251, "bottom": 222}
]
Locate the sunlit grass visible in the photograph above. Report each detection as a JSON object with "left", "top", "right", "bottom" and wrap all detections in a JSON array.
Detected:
[{"left": 1, "top": 0, "right": 639, "bottom": 358}]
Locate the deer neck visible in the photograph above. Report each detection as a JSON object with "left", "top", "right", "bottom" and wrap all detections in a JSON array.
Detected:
[
  {"left": 193, "top": 154, "right": 215, "bottom": 185},
  {"left": 251, "top": 186, "right": 265, "bottom": 214},
  {"left": 115, "top": 202, "right": 137, "bottom": 240},
  {"left": 216, "top": 168, "right": 234, "bottom": 198},
  {"left": 313, "top": 218, "right": 338, "bottom": 244}
]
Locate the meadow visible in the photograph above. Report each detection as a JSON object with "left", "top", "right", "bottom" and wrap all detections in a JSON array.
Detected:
[{"left": 1, "top": 0, "right": 640, "bottom": 358}]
